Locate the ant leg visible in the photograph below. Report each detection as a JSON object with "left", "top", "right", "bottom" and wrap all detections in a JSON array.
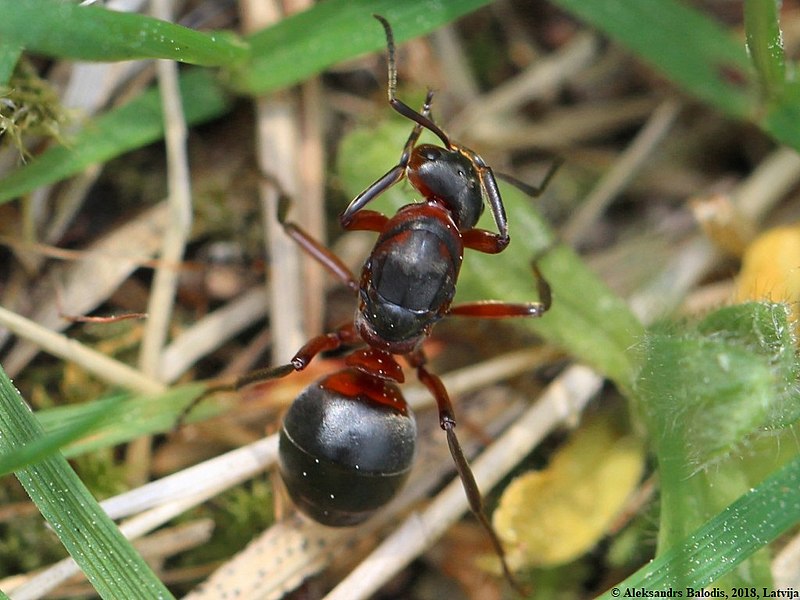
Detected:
[
  {"left": 461, "top": 227, "right": 510, "bottom": 254},
  {"left": 272, "top": 193, "right": 360, "bottom": 293},
  {"left": 343, "top": 209, "right": 390, "bottom": 233},
  {"left": 467, "top": 154, "right": 564, "bottom": 252},
  {"left": 407, "top": 348, "right": 524, "bottom": 594},
  {"left": 496, "top": 156, "right": 564, "bottom": 197},
  {"left": 340, "top": 166, "right": 405, "bottom": 227},
  {"left": 232, "top": 321, "right": 359, "bottom": 389},
  {"left": 477, "top": 163, "right": 511, "bottom": 249},
  {"left": 339, "top": 89, "right": 436, "bottom": 227},
  {"left": 178, "top": 322, "right": 361, "bottom": 426},
  {"left": 448, "top": 262, "right": 552, "bottom": 317}
]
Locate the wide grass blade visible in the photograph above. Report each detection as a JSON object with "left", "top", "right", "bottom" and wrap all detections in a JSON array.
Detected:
[
  {"left": 0, "top": 405, "right": 106, "bottom": 476},
  {"left": 230, "top": 0, "right": 490, "bottom": 94},
  {"left": 552, "top": 0, "right": 800, "bottom": 152},
  {"left": 35, "top": 382, "right": 209, "bottom": 458},
  {"left": 596, "top": 453, "right": 800, "bottom": 595},
  {"left": 551, "top": 0, "right": 753, "bottom": 118},
  {"left": 745, "top": 0, "right": 786, "bottom": 101},
  {"left": 0, "top": 365, "right": 174, "bottom": 598},
  {"left": 0, "top": 0, "right": 248, "bottom": 66},
  {"left": 0, "top": 45, "right": 20, "bottom": 84},
  {"left": 0, "top": 0, "right": 489, "bottom": 203},
  {"left": 0, "top": 69, "right": 232, "bottom": 203}
]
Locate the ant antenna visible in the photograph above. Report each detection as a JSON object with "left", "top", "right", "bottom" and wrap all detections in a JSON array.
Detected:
[
  {"left": 376, "top": 13, "right": 398, "bottom": 104},
  {"left": 373, "top": 14, "right": 453, "bottom": 149},
  {"left": 496, "top": 156, "right": 564, "bottom": 198}
]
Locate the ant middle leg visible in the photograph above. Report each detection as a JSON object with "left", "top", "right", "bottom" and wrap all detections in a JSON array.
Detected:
[{"left": 448, "top": 261, "right": 552, "bottom": 317}]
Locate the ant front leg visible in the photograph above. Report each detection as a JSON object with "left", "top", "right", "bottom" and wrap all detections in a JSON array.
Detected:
[
  {"left": 406, "top": 347, "right": 524, "bottom": 594},
  {"left": 464, "top": 153, "right": 564, "bottom": 254},
  {"left": 339, "top": 89, "right": 437, "bottom": 227},
  {"left": 340, "top": 209, "right": 389, "bottom": 234},
  {"left": 461, "top": 227, "right": 511, "bottom": 255}
]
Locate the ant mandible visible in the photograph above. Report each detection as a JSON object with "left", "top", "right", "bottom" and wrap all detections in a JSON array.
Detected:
[{"left": 219, "top": 14, "right": 559, "bottom": 591}]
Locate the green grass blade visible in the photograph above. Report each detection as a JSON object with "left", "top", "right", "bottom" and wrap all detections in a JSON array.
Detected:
[
  {"left": 230, "top": 0, "right": 490, "bottom": 94},
  {"left": 550, "top": 0, "right": 754, "bottom": 118},
  {"left": 0, "top": 69, "right": 232, "bottom": 203},
  {"left": 35, "top": 383, "right": 209, "bottom": 458},
  {"left": 0, "top": 405, "right": 107, "bottom": 475},
  {"left": 596, "top": 453, "right": 800, "bottom": 595},
  {"left": 0, "top": 383, "right": 206, "bottom": 472},
  {"left": 0, "top": 44, "right": 20, "bottom": 84},
  {"left": 551, "top": 0, "right": 800, "bottom": 152},
  {"left": 0, "top": 0, "right": 490, "bottom": 203},
  {"left": 0, "top": 365, "right": 174, "bottom": 599},
  {"left": 0, "top": 0, "right": 248, "bottom": 66},
  {"left": 745, "top": 0, "right": 786, "bottom": 101}
]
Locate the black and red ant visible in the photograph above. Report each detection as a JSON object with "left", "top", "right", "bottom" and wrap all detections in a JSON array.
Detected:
[{"left": 212, "top": 14, "right": 559, "bottom": 590}]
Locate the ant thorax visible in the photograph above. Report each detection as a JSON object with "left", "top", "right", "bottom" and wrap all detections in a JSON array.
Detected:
[{"left": 354, "top": 203, "right": 463, "bottom": 354}]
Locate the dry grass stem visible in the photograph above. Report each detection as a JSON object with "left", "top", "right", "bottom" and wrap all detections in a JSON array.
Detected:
[
  {"left": 3, "top": 202, "right": 170, "bottom": 376},
  {"left": 140, "top": 0, "right": 193, "bottom": 381},
  {"left": 563, "top": 98, "right": 682, "bottom": 245},
  {"left": 0, "top": 304, "right": 164, "bottom": 394},
  {"left": 453, "top": 32, "right": 599, "bottom": 139},
  {"left": 160, "top": 287, "right": 269, "bottom": 383}
]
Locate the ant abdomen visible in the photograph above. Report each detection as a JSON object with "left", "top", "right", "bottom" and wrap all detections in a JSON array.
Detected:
[{"left": 278, "top": 369, "right": 417, "bottom": 526}]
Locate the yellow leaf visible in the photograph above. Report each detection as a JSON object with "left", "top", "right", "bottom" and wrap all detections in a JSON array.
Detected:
[
  {"left": 734, "top": 224, "right": 800, "bottom": 326},
  {"left": 492, "top": 413, "right": 645, "bottom": 569}
]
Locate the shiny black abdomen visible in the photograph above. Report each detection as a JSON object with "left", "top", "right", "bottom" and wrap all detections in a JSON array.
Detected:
[{"left": 278, "top": 369, "right": 417, "bottom": 526}]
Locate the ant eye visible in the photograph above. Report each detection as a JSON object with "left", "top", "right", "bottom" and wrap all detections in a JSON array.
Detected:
[{"left": 422, "top": 148, "right": 439, "bottom": 161}]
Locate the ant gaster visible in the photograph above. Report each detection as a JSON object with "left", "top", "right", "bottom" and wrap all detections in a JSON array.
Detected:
[{"left": 217, "top": 14, "right": 559, "bottom": 591}]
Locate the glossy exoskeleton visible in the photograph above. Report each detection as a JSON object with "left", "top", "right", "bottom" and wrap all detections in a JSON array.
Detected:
[
  {"left": 279, "top": 359, "right": 416, "bottom": 526},
  {"left": 221, "top": 14, "right": 559, "bottom": 589}
]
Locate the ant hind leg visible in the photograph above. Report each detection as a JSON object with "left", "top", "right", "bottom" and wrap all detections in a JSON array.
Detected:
[
  {"left": 176, "top": 322, "right": 360, "bottom": 428},
  {"left": 406, "top": 348, "right": 527, "bottom": 595}
]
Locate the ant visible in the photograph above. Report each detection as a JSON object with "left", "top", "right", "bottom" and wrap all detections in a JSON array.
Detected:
[{"left": 209, "top": 14, "right": 559, "bottom": 592}]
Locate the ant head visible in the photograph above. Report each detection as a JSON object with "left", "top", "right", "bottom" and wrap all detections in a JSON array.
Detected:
[{"left": 407, "top": 144, "right": 484, "bottom": 230}]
